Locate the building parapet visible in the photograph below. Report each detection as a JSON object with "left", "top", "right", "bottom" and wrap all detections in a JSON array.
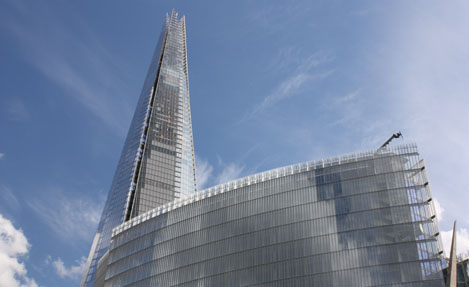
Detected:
[{"left": 112, "top": 143, "right": 419, "bottom": 237}]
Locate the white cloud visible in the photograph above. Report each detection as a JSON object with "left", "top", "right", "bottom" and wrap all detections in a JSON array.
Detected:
[
  {"left": 0, "top": 185, "right": 20, "bottom": 212},
  {"left": 257, "top": 73, "right": 310, "bottom": 111},
  {"left": 196, "top": 156, "right": 213, "bottom": 190},
  {"left": 215, "top": 163, "right": 245, "bottom": 185},
  {"left": 327, "top": 89, "right": 365, "bottom": 127},
  {"left": 259, "top": 69, "right": 332, "bottom": 113},
  {"left": 433, "top": 198, "right": 444, "bottom": 222},
  {"left": 2, "top": 2, "right": 132, "bottom": 136},
  {"left": 431, "top": 199, "right": 468, "bottom": 258},
  {"left": 247, "top": 3, "right": 314, "bottom": 36},
  {"left": 44, "top": 255, "right": 51, "bottom": 265},
  {"left": 28, "top": 188, "right": 103, "bottom": 242},
  {"left": 332, "top": 89, "right": 360, "bottom": 105},
  {"left": 441, "top": 227, "right": 469, "bottom": 259},
  {"left": 52, "top": 256, "right": 86, "bottom": 280},
  {"left": 6, "top": 98, "right": 29, "bottom": 122},
  {"left": 0, "top": 214, "right": 37, "bottom": 287},
  {"left": 244, "top": 52, "right": 333, "bottom": 121},
  {"left": 380, "top": 1, "right": 469, "bottom": 231},
  {"left": 6, "top": 99, "right": 29, "bottom": 122},
  {"left": 0, "top": 153, "right": 4, "bottom": 159}
]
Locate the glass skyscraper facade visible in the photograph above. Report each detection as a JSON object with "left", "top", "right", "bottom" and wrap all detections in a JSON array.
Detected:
[
  {"left": 100, "top": 144, "right": 445, "bottom": 286},
  {"left": 81, "top": 11, "right": 196, "bottom": 287},
  {"left": 83, "top": 9, "right": 446, "bottom": 287}
]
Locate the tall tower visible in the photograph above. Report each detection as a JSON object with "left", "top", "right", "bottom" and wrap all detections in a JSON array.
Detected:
[{"left": 81, "top": 10, "right": 197, "bottom": 287}]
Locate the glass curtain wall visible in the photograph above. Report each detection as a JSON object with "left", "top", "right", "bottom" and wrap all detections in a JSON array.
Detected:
[
  {"left": 81, "top": 10, "right": 196, "bottom": 287},
  {"left": 104, "top": 144, "right": 444, "bottom": 287}
]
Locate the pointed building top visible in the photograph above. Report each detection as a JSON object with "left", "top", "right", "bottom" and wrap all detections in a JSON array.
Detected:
[{"left": 446, "top": 220, "right": 457, "bottom": 287}]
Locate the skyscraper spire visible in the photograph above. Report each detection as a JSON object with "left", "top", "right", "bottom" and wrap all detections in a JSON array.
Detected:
[
  {"left": 446, "top": 221, "right": 457, "bottom": 287},
  {"left": 81, "top": 11, "right": 196, "bottom": 287}
]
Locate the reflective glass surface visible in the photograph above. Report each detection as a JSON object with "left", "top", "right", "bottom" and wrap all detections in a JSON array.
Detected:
[
  {"left": 81, "top": 11, "right": 196, "bottom": 287},
  {"left": 443, "top": 258, "right": 469, "bottom": 286},
  {"left": 104, "top": 144, "right": 444, "bottom": 287}
]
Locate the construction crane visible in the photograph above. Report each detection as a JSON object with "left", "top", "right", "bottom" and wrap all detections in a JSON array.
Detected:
[{"left": 380, "top": 132, "right": 403, "bottom": 149}]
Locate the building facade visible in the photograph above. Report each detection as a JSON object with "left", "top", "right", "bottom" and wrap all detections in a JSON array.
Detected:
[
  {"left": 81, "top": 10, "right": 197, "bottom": 287},
  {"left": 443, "top": 258, "right": 469, "bottom": 286},
  {"left": 83, "top": 9, "right": 446, "bottom": 287},
  {"left": 104, "top": 144, "right": 445, "bottom": 286}
]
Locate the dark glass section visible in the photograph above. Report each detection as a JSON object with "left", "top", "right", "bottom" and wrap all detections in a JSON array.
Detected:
[{"left": 129, "top": 11, "right": 196, "bottom": 217}]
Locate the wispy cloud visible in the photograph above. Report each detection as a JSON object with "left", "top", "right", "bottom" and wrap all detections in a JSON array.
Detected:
[
  {"left": 28, "top": 188, "right": 104, "bottom": 243},
  {"left": 196, "top": 149, "right": 265, "bottom": 190},
  {"left": 378, "top": 1, "right": 469, "bottom": 231},
  {"left": 195, "top": 156, "right": 245, "bottom": 188},
  {"left": 1, "top": 2, "right": 132, "bottom": 136},
  {"left": 433, "top": 198, "right": 444, "bottom": 222},
  {"left": 332, "top": 89, "right": 360, "bottom": 105},
  {"left": 247, "top": 2, "right": 313, "bottom": 36},
  {"left": 428, "top": 198, "right": 468, "bottom": 257},
  {"left": 0, "top": 214, "right": 38, "bottom": 287},
  {"left": 350, "top": 9, "right": 369, "bottom": 17},
  {"left": 215, "top": 163, "right": 245, "bottom": 185},
  {"left": 256, "top": 73, "right": 309, "bottom": 112},
  {"left": 6, "top": 98, "right": 29, "bottom": 122},
  {"left": 0, "top": 185, "right": 20, "bottom": 212},
  {"left": 327, "top": 89, "right": 364, "bottom": 127},
  {"left": 243, "top": 51, "right": 333, "bottom": 122},
  {"left": 441, "top": 227, "right": 469, "bottom": 258},
  {"left": 0, "top": 153, "right": 4, "bottom": 159},
  {"left": 196, "top": 156, "right": 213, "bottom": 190},
  {"left": 51, "top": 256, "right": 86, "bottom": 280}
]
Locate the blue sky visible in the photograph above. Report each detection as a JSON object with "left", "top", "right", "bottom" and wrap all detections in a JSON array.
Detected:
[{"left": 1, "top": 1, "right": 469, "bottom": 286}]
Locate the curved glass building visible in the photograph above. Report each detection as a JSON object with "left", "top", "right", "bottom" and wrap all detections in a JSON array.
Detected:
[{"left": 101, "top": 144, "right": 444, "bottom": 286}]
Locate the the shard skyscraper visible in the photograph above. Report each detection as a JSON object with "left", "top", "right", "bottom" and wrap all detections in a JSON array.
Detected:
[{"left": 81, "top": 10, "right": 197, "bottom": 287}]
